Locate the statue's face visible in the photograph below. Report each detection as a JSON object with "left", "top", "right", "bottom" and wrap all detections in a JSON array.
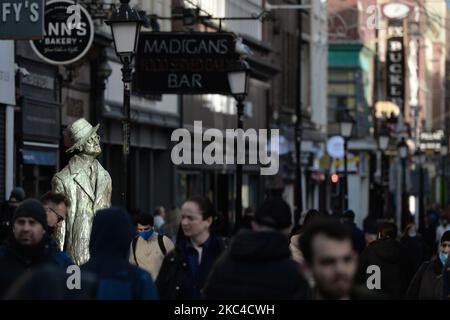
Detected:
[{"left": 82, "top": 133, "right": 102, "bottom": 156}]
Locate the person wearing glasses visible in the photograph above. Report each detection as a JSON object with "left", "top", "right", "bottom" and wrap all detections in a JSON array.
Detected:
[{"left": 40, "top": 192, "right": 69, "bottom": 247}]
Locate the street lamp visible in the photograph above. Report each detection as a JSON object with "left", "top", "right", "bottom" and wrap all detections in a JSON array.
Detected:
[
  {"left": 340, "top": 109, "right": 354, "bottom": 211},
  {"left": 414, "top": 149, "right": 426, "bottom": 232},
  {"left": 105, "top": 0, "right": 143, "bottom": 208},
  {"left": 228, "top": 61, "right": 250, "bottom": 230},
  {"left": 378, "top": 127, "right": 390, "bottom": 218},
  {"left": 441, "top": 142, "right": 448, "bottom": 209},
  {"left": 397, "top": 137, "right": 409, "bottom": 230}
]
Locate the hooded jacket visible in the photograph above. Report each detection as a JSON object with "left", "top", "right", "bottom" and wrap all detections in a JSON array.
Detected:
[
  {"left": 81, "top": 207, "right": 158, "bottom": 300},
  {"left": 203, "top": 230, "right": 310, "bottom": 300},
  {"left": 156, "top": 234, "right": 226, "bottom": 300},
  {"left": 357, "top": 238, "right": 416, "bottom": 299}
]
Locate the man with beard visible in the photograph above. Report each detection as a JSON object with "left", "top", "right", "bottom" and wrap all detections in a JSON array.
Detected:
[
  {"left": 300, "top": 220, "right": 380, "bottom": 300},
  {"left": 52, "top": 118, "right": 112, "bottom": 265},
  {"left": 0, "top": 199, "right": 72, "bottom": 297}
]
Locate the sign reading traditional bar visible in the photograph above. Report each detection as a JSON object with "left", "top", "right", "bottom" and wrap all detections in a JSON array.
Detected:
[
  {"left": 0, "top": 0, "right": 44, "bottom": 39},
  {"left": 386, "top": 20, "right": 405, "bottom": 113},
  {"left": 135, "top": 32, "right": 240, "bottom": 94},
  {"left": 420, "top": 130, "right": 444, "bottom": 151}
]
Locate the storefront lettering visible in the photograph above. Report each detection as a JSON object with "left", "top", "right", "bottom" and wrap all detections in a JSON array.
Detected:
[{"left": 0, "top": 1, "right": 40, "bottom": 23}]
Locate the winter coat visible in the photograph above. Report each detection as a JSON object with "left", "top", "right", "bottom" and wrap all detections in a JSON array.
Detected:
[
  {"left": 357, "top": 238, "right": 416, "bottom": 299},
  {"left": 0, "top": 235, "right": 72, "bottom": 298},
  {"left": 443, "top": 254, "right": 450, "bottom": 299},
  {"left": 81, "top": 207, "right": 158, "bottom": 300},
  {"left": 203, "top": 230, "right": 310, "bottom": 300},
  {"left": 156, "top": 235, "right": 226, "bottom": 300},
  {"left": 400, "top": 235, "right": 430, "bottom": 272},
  {"left": 405, "top": 258, "right": 443, "bottom": 300},
  {"left": 52, "top": 155, "right": 112, "bottom": 265}
]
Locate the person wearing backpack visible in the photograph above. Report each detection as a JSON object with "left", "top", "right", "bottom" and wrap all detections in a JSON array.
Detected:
[{"left": 129, "top": 214, "right": 174, "bottom": 281}]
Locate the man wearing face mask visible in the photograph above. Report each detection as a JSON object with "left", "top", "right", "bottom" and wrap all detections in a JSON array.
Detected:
[
  {"left": 129, "top": 214, "right": 174, "bottom": 280},
  {"left": 52, "top": 118, "right": 112, "bottom": 265},
  {"left": 406, "top": 230, "right": 450, "bottom": 299}
]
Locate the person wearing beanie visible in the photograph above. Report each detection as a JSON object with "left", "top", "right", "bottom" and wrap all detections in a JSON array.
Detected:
[
  {"left": 203, "top": 197, "right": 310, "bottom": 300},
  {"left": 0, "top": 187, "right": 26, "bottom": 244},
  {"left": 406, "top": 230, "right": 450, "bottom": 299},
  {"left": 0, "top": 199, "right": 72, "bottom": 298}
]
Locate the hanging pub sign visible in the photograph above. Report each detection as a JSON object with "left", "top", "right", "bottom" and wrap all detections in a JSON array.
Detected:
[
  {"left": 30, "top": 0, "right": 94, "bottom": 65},
  {"left": 135, "top": 32, "right": 241, "bottom": 94},
  {"left": 0, "top": 0, "right": 44, "bottom": 39},
  {"left": 419, "top": 130, "right": 444, "bottom": 151},
  {"left": 386, "top": 19, "right": 405, "bottom": 113}
]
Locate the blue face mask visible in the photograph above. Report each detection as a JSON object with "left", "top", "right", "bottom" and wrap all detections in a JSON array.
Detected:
[
  {"left": 440, "top": 253, "right": 448, "bottom": 265},
  {"left": 139, "top": 229, "right": 154, "bottom": 240}
]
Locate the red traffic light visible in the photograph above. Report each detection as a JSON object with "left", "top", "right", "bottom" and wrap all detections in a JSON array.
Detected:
[{"left": 331, "top": 173, "right": 339, "bottom": 183}]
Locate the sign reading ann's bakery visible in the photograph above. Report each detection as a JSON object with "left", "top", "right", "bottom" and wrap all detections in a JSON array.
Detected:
[
  {"left": 135, "top": 32, "right": 241, "bottom": 94},
  {"left": 0, "top": 0, "right": 44, "bottom": 39},
  {"left": 386, "top": 20, "right": 405, "bottom": 113},
  {"left": 30, "top": 0, "right": 93, "bottom": 65}
]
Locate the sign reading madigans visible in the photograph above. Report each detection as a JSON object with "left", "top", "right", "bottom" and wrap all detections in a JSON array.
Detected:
[
  {"left": 135, "top": 32, "right": 241, "bottom": 94},
  {"left": 30, "top": 0, "right": 93, "bottom": 65}
]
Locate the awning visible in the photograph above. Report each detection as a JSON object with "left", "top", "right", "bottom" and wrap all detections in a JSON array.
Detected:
[{"left": 22, "top": 148, "right": 57, "bottom": 166}]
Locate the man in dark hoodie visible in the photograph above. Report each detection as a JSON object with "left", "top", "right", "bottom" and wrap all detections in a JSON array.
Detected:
[
  {"left": 357, "top": 222, "right": 416, "bottom": 299},
  {"left": 81, "top": 207, "right": 158, "bottom": 300},
  {"left": 203, "top": 197, "right": 310, "bottom": 299},
  {"left": 0, "top": 199, "right": 72, "bottom": 297}
]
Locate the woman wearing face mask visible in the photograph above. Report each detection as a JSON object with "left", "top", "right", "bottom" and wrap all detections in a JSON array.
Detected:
[
  {"left": 405, "top": 230, "right": 450, "bottom": 300},
  {"left": 156, "top": 196, "right": 227, "bottom": 300}
]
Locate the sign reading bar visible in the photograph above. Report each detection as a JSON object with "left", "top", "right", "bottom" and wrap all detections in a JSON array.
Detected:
[
  {"left": 0, "top": 0, "right": 44, "bottom": 39},
  {"left": 135, "top": 32, "right": 240, "bottom": 94},
  {"left": 30, "top": 0, "right": 94, "bottom": 65}
]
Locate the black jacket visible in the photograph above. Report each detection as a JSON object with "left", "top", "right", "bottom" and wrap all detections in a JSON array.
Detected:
[
  {"left": 0, "top": 236, "right": 65, "bottom": 298},
  {"left": 357, "top": 238, "right": 416, "bottom": 299},
  {"left": 405, "top": 258, "right": 443, "bottom": 300},
  {"left": 81, "top": 207, "right": 158, "bottom": 300},
  {"left": 156, "top": 235, "right": 226, "bottom": 300},
  {"left": 400, "top": 235, "right": 430, "bottom": 272},
  {"left": 203, "top": 230, "right": 310, "bottom": 300}
]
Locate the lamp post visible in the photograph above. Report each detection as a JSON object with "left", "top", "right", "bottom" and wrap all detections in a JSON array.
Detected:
[
  {"left": 397, "top": 137, "right": 409, "bottom": 230},
  {"left": 414, "top": 149, "right": 426, "bottom": 233},
  {"left": 378, "top": 127, "right": 390, "bottom": 218},
  {"left": 441, "top": 143, "right": 448, "bottom": 209},
  {"left": 105, "top": 0, "right": 143, "bottom": 209},
  {"left": 340, "top": 109, "right": 354, "bottom": 212},
  {"left": 228, "top": 61, "right": 250, "bottom": 230}
]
